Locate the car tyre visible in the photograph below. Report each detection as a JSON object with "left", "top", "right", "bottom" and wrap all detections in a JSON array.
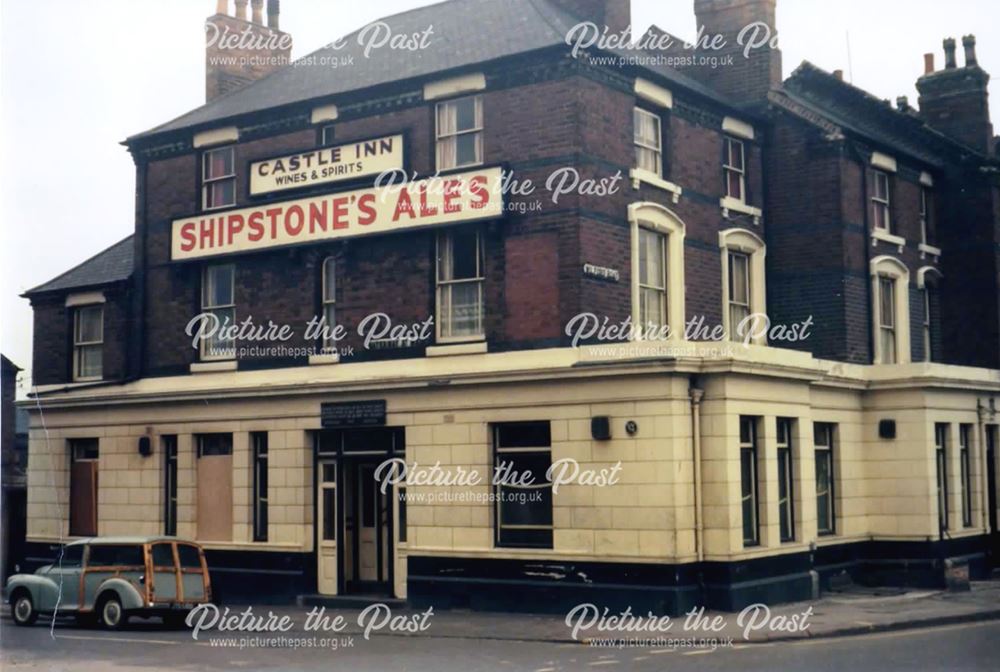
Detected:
[
  {"left": 11, "top": 592, "right": 38, "bottom": 627},
  {"left": 98, "top": 594, "right": 128, "bottom": 631}
]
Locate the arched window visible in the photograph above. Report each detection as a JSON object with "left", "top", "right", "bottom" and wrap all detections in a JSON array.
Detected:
[
  {"left": 870, "top": 256, "right": 911, "bottom": 364},
  {"left": 322, "top": 257, "right": 337, "bottom": 353},
  {"left": 719, "top": 228, "right": 767, "bottom": 344},
  {"left": 627, "top": 203, "right": 686, "bottom": 339},
  {"left": 917, "top": 266, "right": 943, "bottom": 363}
]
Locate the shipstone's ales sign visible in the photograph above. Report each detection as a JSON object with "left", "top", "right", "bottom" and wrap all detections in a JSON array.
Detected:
[
  {"left": 250, "top": 134, "right": 404, "bottom": 196},
  {"left": 171, "top": 167, "right": 504, "bottom": 260}
]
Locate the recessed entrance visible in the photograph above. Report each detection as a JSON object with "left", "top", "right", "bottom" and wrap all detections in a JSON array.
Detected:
[{"left": 315, "top": 427, "right": 403, "bottom": 597}]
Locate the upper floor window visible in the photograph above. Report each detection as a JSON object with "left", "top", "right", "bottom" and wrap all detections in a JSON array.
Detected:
[
  {"left": 920, "top": 187, "right": 932, "bottom": 245},
  {"left": 201, "top": 263, "right": 235, "bottom": 360},
  {"left": 629, "top": 203, "right": 686, "bottom": 339},
  {"left": 638, "top": 228, "right": 667, "bottom": 330},
  {"left": 73, "top": 305, "right": 103, "bottom": 381},
  {"left": 322, "top": 257, "right": 337, "bottom": 352},
  {"left": 724, "top": 137, "right": 745, "bottom": 202},
  {"left": 320, "top": 125, "right": 335, "bottom": 147},
  {"left": 922, "top": 287, "right": 932, "bottom": 362},
  {"left": 202, "top": 146, "right": 236, "bottom": 211},
  {"left": 720, "top": 229, "right": 766, "bottom": 344},
  {"left": 872, "top": 170, "right": 891, "bottom": 232},
  {"left": 436, "top": 229, "right": 484, "bottom": 342},
  {"left": 870, "top": 256, "right": 910, "bottom": 364},
  {"left": 634, "top": 107, "right": 662, "bottom": 176},
  {"left": 436, "top": 95, "right": 483, "bottom": 171},
  {"left": 918, "top": 266, "right": 942, "bottom": 363}
]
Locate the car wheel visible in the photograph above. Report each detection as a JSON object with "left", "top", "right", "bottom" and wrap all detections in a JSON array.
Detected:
[
  {"left": 11, "top": 592, "right": 38, "bottom": 627},
  {"left": 98, "top": 594, "right": 127, "bottom": 631}
]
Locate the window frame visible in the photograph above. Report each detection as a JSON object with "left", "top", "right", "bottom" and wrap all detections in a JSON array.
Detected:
[
  {"left": 637, "top": 226, "right": 668, "bottom": 334},
  {"left": 814, "top": 423, "right": 836, "bottom": 536},
  {"left": 633, "top": 106, "right": 663, "bottom": 177},
  {"left": 435, "top": 95, "right": 484, "bottom": 171},
  {"left": 739, "top": 416, "right": 760, "bottom": 547},
  {"left": 73, "top": 304, "right": 104, "bottom": 382},
  {"left": 628, "top": 203, "right": 686, "bottom": 340},
  {"left": 163, "top": 435, "right": 178, "bottom": 537},
  {"left": 320, "top": 462, "right": 337, "bottom": 542},
  {"left": 724, "top": 137, "right": 746, "bottom": 202},
  {"left": 872, "top": 170, "right": 892, "bottom": 233},
  {"left": 870, "top": 256, "right": 911, "bottom": 365},
  {"left": 201, "top": 146, "right": 237, "bottom": 211},
  {"left": 777, "top": 418, "right": 796, "bottom": 543},
  {"left": 320, "top": 125, "right": 336, "bottom": 147},
  {"left": 435, "top": 228, "right": 486, "bottom": 343},
  {"left": 493, "top": 422, "right": 553, "bottom": 550},
  {"left": 936, "top": 423, "right": 949, "bottom": 532},
  {"left": 960, "top": 424, "right": 972, "bottom": 528},
  {"left": 252, "top": 432, "right": 269, "bottom": 542},
  {"left": 720, "top": 228, "right": 767, "bottom": 344},
  {"left": 920, "top": 187, "right": 931, "bottom": 245},
  {"left": 321, "top": 257, "right": 337, "bottom": 353},
  {"left": 200, "top": 263, "right": 236, "bottom": 361},
  {"left": 878, "top": 274, "right": 897, "bottom": 364}
]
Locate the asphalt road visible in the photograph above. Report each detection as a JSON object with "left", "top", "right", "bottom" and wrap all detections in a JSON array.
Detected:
[{"left": 1, "top": 614, "right": 997, "bottom": 671}]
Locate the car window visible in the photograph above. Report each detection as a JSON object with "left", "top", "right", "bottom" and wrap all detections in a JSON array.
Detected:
[
  {"left": 151, "top": 543, "right": 176, "bottom": 568},
  {"left": 59, "top": 544, "right": 84, "bottom": 568},
  {"left": 87, "top": 544, "right": 144, "bottom": 567},
  {"left": 177, "top": 545, "right": 202, "bottom": 570}
]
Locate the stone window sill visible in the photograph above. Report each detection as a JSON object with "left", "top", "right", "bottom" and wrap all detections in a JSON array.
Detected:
[
  {"left": 871, "top": 228, "right": 906, "bottom": 253},
  {"left": 919, "top": 242, "right": 942, "bottom": 260},
  {"left": 190, "top": 361, "right": 237, "bottom": 373},
  {"left": 308, "top": 353, "right": 341, "bottom": 366},
  {"left": 426, "top": 342, "right": 488, "bottom": 357},
  {"left": 629, "top": 168, "right": 683, "bottom": 204},
  {"left": 720, "top": 196, "right": 762, "bottom": 225}
]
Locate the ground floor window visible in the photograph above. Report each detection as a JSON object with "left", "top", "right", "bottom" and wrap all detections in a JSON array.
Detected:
[
  {"left": 740, "top": 417, "right": 760, "bottom": 546},
  {"left": 196, "top": 433, "right": 233, "bottom": 542},
  {"left": 69, "top": 438, "right": 99, "bottom": 537},
  {"left": 936, "top": 423, "right": 949, "bottom": 532},
  {"left": 960, "top": 424, "right": 972, "bottom": 528},
  {"left": 321, "top": 463, "right": 337, "bottom": 542},
  {"left": 814, "top": 423, "right": 836, "bottom": 535},
  {"left": 252, "top": 432, "right": 269, "bottom": 542},
  {"left": 163, "top": 435, "right": 178, "bottom": 536},
  {"left": 777, "top": 418, "right": 795, "bottom": 543},
  {"left": 493, "top": 422, "right": 552, "bottom": 549}
]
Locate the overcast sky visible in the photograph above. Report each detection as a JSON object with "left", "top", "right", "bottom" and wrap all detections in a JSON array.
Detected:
[{"left": 2, "top": 0, "right": 998, "bottom": 395}]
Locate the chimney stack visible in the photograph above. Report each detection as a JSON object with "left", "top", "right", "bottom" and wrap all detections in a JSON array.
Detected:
[
  {"left": 833, "top": 69, "right": 843, "bottom": 81},
  {"left": 216, "top": 0, "right": 228, "bottom": 14},
  {"left": 917, "top": 35, "right": 994, "bottom": 155},
  {"left": 268, "top": 0, "right": 281, "bottom": 29},
  {"left": 692, "top": 0, "right": 782, "bottom": 105},
  {"left": 944, "top": 38, "right": 957, "bottom": 69},
  {"left": 205, "top": 0, "right": 293, "bottom": 102},
  {"left": 896, "top": 96, "right": 910, "bottom": 112},
  {"left": 963, "top": 34, "right": 978, "bottom": 67}
]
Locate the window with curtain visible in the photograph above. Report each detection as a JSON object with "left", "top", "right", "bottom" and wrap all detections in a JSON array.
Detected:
[
  {"left": 73, "top": 305, "right": 104, "bottom": 381},
  {"left": 436, "top": 96, "right": 483, "bottom": 171},
  {"left": 436, "top": 229, "right": 484, "bottom": 341},
  {"left": 724, "top": 137, "right": 745, "bottom": 201},
  {"left": 322, "top": 257, "right": 337, "bottom": 353},
  {"left": 728, "top": 251, "right": 751, "bottom": 339},
  {"left": 634, "top": 108, "right": 662, "bottom": 176},
  {"left": 638, "top": 227, "right": 667, "bottom": 333},
  {"left": 202, "top": 146, "right": 236, "bottom": 210},
  {"left": 201, "top": 264, "right": 235, "bottom": 360},
  {"left": 878, "top": 275, "right": 897, "bottom": 364},
  {"left": 872, "top": 170, "right": 891, "bottom": 232}
]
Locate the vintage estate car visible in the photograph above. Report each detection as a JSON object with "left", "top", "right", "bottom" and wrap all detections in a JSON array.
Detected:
[{"left": 6, "top": 536, "right": 212, "bottom": 629}]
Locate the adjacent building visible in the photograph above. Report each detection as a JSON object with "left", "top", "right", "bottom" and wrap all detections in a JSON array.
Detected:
[{"left": 18, "top": 0, "right": 1000, "bottom": 612}]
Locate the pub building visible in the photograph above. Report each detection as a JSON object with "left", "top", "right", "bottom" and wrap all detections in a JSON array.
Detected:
[{"left": 19, "top": 0, "right": 1000, "bottom": 612}]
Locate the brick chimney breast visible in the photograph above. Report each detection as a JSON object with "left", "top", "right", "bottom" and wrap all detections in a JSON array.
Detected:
[
  {"left": 693, "top": 0, "right": 782, "bottom": 105},
  {"left": 205, "top": 0, "right": 293, "bottom": 102},
  {"left": 548, "top": 0, "right": 632, "bottom": 36}
]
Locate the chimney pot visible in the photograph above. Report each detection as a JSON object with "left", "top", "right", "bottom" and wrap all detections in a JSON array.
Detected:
[
  {"left": 251, "top": 0, "right": 264, "bottom": 25},
  {"left": 235, "top": 0, "right": 248, "bottom": 21},
  {"left": 268, "top": 0, "right": 280, "bottom": 29},
  {"left": 924, "top": 53, "right": 935, "bottom": 75},
  {"left": 944, "top": 38, "right": 957, "bottom": 69},
  {"left": 963, "top": 34, "right": 978, "bottom": 67},
  {"left": 216, "top": 0, "right": 228, "bottom": 15},
  {"left": 896, "top": 96, "right": 909, "bottom": 112},
  {"left": 833, "top": 69, "right": 844, "bottom": 81}
]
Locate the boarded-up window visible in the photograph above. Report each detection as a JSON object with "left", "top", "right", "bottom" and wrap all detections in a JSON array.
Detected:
[
  {"left": 196, "top": 434, "right": 233, "bottom": 542},
  {"left": 69, "top": 439, "right": 99, "bottom": 537}
]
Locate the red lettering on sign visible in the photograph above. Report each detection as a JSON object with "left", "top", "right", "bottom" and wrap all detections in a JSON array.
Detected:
[{"left": 358, "top": 193, "right": 376, "bottom": 225}]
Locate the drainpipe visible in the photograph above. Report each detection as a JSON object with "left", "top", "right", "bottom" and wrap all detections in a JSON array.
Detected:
[{"left": 690, "top": 384, "right": 705, "bottom": 563}]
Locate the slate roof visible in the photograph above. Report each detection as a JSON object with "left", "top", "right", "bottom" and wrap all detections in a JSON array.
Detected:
[
  {"left": 772, "top": 61, "right": 991, "bottom": 167},
  {"left": 128, "top": 0, "right": 736, "bottom": 143},
  {"left": 23, "top": 235, "right": 134, "bottom": 296}
]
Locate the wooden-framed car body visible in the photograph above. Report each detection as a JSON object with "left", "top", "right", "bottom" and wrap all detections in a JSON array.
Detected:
[{"left": 6, "top": 536, "right": 212, "bottom": 628}]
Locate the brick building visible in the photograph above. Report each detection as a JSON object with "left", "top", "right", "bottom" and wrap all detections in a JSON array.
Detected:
[{"left": 17, "top": 0, "right": 1000, "bottom": 612}]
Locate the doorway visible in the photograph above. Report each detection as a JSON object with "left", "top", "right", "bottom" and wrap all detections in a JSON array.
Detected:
[{"left": 314, "top": 428, "right": 402, "bottom": 597}]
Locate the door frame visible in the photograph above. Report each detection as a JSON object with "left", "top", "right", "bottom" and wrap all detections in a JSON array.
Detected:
[{"left": 313, "top": 428, "right": 403, "bottom": 597}]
